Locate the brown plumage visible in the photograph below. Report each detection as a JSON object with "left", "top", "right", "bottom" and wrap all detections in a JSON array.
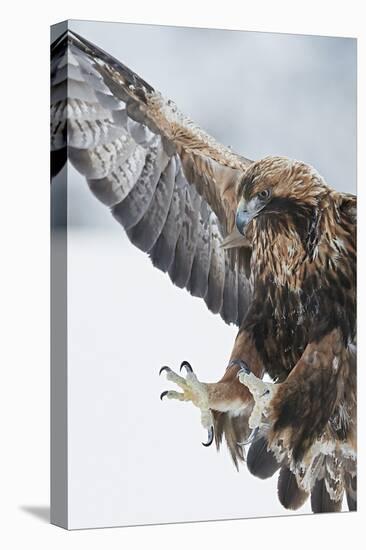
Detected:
[{"left": 51, "top": 30, "right": 356, "bottom": 513}]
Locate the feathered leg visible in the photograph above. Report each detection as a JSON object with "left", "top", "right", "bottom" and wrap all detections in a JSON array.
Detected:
[
  {"left": 238, "top": 328, "right": 356, "bottom": 512},
  {"left": 159, "top": 329, "right": 265, "bottom": 463}
]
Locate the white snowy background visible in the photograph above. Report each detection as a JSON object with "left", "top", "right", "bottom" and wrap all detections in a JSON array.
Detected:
[{"left": 52, "top": 20, "right": 356, "bottom": 528}]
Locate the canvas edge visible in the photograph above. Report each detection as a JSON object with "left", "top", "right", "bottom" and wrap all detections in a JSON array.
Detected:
[{"left": 50, "top": 19, "right": 69, "bottom": 530}]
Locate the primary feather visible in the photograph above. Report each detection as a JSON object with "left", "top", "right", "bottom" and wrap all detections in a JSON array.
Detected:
[{"left": 51, "top": 30, "right": 252, "bottom": 326}]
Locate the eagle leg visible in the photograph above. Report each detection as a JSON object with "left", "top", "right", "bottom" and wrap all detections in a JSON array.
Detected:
[
  {"left": 159, "top": 361, "right": 215, "bottom": 447},
  {"left": 238, "top": 369, "right": 277, "bottom": 430}
]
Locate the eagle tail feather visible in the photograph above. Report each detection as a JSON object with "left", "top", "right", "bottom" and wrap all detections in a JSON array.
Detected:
[
  {"left": 277, "top": 466, "right": 309, "bottom": 511},
  {"left": 246, "top": 435, "right": 281, "bottom": 479},
  {"left": 310, "top": 478, "right": 343, "bottom": 513},
  {"left": 345, "top": 472, "right": 357, "bottom": 511}
]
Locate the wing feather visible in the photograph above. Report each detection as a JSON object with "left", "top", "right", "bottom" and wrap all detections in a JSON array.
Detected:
[
  {"left": 127, "top": 156, "right": 176, "bottom": 252},
  {"left": 150, "top": 185, "right": 186, "bottom": 272},
  {"left": 112, "top": 135, "right": 169, "bottom": 230},
  {"left": 205, "top": 223, "right": 226, "bottom": 315},
  {"left": 51, "top": 30, "right": 253, "bottom": 326},
  {"left": 222, "top": 255, "right": 238, "bottom": 324},
  {"left": 187, "top": 203, "right": 213, "bottom": 299},
  {"left": 168, "top": 186, "right": 201, "bottom": 289}
]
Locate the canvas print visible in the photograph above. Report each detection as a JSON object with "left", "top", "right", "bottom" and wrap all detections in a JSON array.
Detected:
[{"left": 50, "top": 20, "right": 356, "bottom": 529}]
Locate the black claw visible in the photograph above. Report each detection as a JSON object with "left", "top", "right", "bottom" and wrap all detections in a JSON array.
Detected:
[
  {"left": 180, "top": 360, "right": 193, "bottom": 373},
  {"left": 202, "top": 426, "right": 214, "bottom": 447},
  {"left": 230, "top": 359, "right": 251, "bottom": 375},
  {"left": 160, "top": 391, "right": 169, "bottom": 401},
  {"left": 243, "top": 427, "right": 259, "bottom": 446},
  {"left": 159, "top": 366, "right": 171, "bottom": 376}
]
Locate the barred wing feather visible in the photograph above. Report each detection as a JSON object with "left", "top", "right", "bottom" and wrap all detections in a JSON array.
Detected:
[{"left": 51, "top": 30, "right": 252, "bottom": 326}]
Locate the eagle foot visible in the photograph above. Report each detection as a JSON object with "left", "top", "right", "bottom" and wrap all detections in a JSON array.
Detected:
[
  {"left": 159, "top": 361, "right": 214, "bottom": 447},
  {"left": 238, "top": 369, "right": 277, "bottom": 430}
]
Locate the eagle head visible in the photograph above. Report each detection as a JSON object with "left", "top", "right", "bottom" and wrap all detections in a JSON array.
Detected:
[{"left": 235, "top": 156, "right": 328, "bottom": 236}]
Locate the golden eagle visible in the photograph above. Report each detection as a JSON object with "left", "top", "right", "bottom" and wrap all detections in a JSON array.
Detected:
[{"left": 51, "top": 30, "right": 356, "bottom": 513}]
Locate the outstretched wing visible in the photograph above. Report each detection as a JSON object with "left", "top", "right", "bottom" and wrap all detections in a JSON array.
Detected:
[{"left": 51, "top": 30, "right": 253, "bottom": 326}]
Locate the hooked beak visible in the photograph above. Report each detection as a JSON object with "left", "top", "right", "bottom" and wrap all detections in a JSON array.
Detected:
[
  {"left": 235, "top": 197, "right": 262, "bottom": 235},
  {"left": 236, "top": 208, "right": 254, "bottom": 235}
]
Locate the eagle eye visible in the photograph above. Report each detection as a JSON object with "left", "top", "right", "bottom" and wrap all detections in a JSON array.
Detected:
[{"left": 258, "top": 189, "right": 271, "bottom": 200}]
